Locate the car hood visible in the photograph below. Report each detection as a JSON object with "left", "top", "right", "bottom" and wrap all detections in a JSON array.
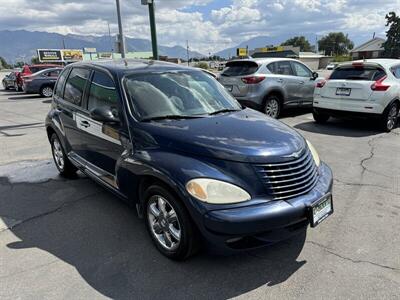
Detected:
[{"left": 137, "top": 109, "right": 306, "bottom": 163}]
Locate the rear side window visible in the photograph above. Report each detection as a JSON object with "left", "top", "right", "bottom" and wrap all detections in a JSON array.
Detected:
[
  {"left": 87, "top": 72, "right": 119, "bottom": 112},
  {"left": 391, "top": 66, "right": 400, "bottom": 79},
  {"left": 222, "top": 61, "right": 259, "bottom": 76},
  {"left": 30, "top": 67, "right": 40, "bottom": 74},
  {"left": 54, "top": 69, "right": 70, "bottom": 97},
  {"left": 268, "top": 61, "right": 295, "bottom": 76},
  {"left": 330, "top": 67, "right": 386, "bottom": 81},
  {"left": 63, "top": 68, "right": 91, "bottom": 106}
]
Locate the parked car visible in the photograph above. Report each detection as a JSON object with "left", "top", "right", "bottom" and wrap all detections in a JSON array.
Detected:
[
  {"left": 326, "top": 63, "right": 339, "bottom": 70},
  {"left": 46, "top": 60, "right": 333, "bottom": 260},
  {"left": 218, "top": 58, "right": 319, "bottom": 118},
  {"left": 313, "top": 59, "right": 400, "bottom": 132},
  {"left": 23, "top": 67, "right": 63, "bottom": 97},
  {"left": 16, "top": 64, "right": 60, "bottom": 91},
  {"left": 2, "top": 71, "right": 17, "bottom": 90}
]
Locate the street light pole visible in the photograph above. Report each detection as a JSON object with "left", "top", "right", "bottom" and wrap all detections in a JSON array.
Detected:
[
  {"left": 142, "top": 0, "right": 158, "bottom": 60},
  {"left": 116, "top": 0, "right": 126, "bottom": 58}
]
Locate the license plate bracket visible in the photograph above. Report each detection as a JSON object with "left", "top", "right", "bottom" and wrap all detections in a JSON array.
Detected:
[
  {"left": 308, "top": 194, "right": 333, "bottom": 227},
  {"left": 336, "top": 87, "right": 351, "bottom": 96}
]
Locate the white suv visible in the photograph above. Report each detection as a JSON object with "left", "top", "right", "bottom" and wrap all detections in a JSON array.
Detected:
[{"left": 313, "top": 59, "right": 400, "bottom": 132}]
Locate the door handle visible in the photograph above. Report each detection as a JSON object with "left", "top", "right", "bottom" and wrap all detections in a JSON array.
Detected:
[
  {"left": 80, "top": 120, "right": 90, "bottom": 128},
  {"left": 298, "top": 81, "right": 305, "bottom": 85},
  {"left": 276, "top": 79, "right": 284, "bottom": 83}
]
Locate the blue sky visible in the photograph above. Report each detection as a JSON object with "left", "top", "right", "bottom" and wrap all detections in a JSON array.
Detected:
[{"left": 0, "top": 0, "right": 397, "bottom": 53}]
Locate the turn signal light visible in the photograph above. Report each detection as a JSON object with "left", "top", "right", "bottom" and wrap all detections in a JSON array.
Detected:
[
  {"left": 371, "top": 75, "right": 390, "bottom": 91},
  {"left": 241, "top": 76, "right": 265, "bottom": 84}
]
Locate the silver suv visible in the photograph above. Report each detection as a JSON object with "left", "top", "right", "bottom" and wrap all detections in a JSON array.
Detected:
[{"left": 218, "top": 58, "right": 319, "bottom": 118}]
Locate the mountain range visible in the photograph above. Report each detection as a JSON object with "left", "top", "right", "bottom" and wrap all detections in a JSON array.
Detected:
[
  {"left": 0, "top": 30, "right": 204, "bottom": 63},
  {"left": 0, "top": 30, "right": 371, "bottom": 64}
]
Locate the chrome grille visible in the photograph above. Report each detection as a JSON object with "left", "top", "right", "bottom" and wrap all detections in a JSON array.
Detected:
[{"left": 254, "top": 149, "right": 318, "bottom": 200}]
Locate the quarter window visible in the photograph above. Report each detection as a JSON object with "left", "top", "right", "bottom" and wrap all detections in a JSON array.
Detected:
[
  {"left": 392, "top": 66, "right": 400, "bottom": 79},
  {"left": 292, "top": 62, "right": 312, "bottom": 77},
  {"left": 87, "top": 71, "right": 119, "bottom": 113},
  {"left": 63, "top": 68, "right": 91, "bottom": 106}
]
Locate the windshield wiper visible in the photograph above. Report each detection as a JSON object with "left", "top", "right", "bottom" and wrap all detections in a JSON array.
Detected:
[
  {"left": 141, "top": 115, "right": 202, "bottom": 122},
  {"left": 209, "top": 108, "right": 241, "bottom": 115}
]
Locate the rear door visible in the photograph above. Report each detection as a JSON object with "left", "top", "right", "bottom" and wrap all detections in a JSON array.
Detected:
[
  {"left": 320, "top": 65, "right": 384, "bottom": 101},
  {"left": 291, "top": 61, "right": 315, "bottom": 105},
  {"left": 268, "top": 60, "right": 300, "bottom": 106},
  {"left": 218, "top": 60, "right": 259, "bottom": 97}
]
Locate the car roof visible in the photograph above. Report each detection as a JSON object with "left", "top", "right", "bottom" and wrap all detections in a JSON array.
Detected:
[
  {"left": 228, "top": 57, "right": 300, "bottom": 65},
  {"left": 340, "top": 59, "right": 400, "bottom": 68},
  {"left": 67, "top": 59, "right": 195, "bottom": 75}
]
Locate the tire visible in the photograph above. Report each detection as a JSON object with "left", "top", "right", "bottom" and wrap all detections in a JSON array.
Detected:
[
  {"left": 263, "top": 94, "right": 281, "bottom": 118},
  {"left": 380, "top": 102, "right": 399, "bottom": 132},
  {"left": 50, "top": 133, "right": 77, "bottom": 177},
  {"left": 144, "top": 185, "right": 198, "bottom": 260},
  {"left": 313, "top": 109, "right": 330, "bottom": 124},
  {"left": 40, "top": 85, "right": 53, "bottom": 97}
]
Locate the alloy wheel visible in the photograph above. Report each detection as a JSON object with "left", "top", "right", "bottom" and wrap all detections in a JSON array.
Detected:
[
  {"left": 265, "top": 98, "right": 280, "bottom": 118},
  {"left": 147, "top": 195, "right": 181, "bottom": 251},
  {"left": 387, "top": 105, "right": 398, "bottom": 131},
  {"left": 52, "top": 139, "right": 65, "bottom": 170},
  {"left": 42, "top": 87, "right": 53, "bottom": 97}
]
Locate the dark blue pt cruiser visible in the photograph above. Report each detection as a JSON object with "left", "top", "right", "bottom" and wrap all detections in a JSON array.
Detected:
[{"left": 45, "top": 60, "right": 333, "bottom": 260}]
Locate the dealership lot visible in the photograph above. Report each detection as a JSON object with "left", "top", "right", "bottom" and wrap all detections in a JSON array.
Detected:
[{"left": 0, "top": 71, "right": 399, "bottom": 299}]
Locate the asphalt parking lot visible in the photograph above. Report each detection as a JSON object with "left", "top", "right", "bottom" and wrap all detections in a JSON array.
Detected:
[{"left": 0, "top": 71, "right": 399, "bottom": 299}]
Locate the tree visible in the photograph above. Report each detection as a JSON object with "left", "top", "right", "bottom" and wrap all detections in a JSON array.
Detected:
[
  {"left": 0, "top": 56, "right": 11, "bottom": 69},
  {"left": 281, "top": 36, "right": 312, "bottom": 52},
  {"left": 318, "top": 32, "right": 354, "bottom": 56},
  {"left": 383, "top": 12, "right": 400, "bottom": 58},
  {"left": 31, "top": 56, "right": 40, "bottom": 64}
]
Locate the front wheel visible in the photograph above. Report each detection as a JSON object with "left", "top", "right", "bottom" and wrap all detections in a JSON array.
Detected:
[
  {"left": 381, "top": 102, "right": 399, "bottom": 132},
  {"left": 144, "top": 185, "right": 198, "bottom": 260},
  {"left": 50, "top": 133, "right": 77, "bottom": 177}
]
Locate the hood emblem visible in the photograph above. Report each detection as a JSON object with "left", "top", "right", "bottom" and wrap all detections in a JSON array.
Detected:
[{"left": 283, "top": 149, "right": 303, "bottom": 159}]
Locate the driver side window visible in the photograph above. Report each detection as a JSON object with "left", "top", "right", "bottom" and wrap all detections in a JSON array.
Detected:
[
  {"left": 87, "top": 71, "right": 120, "bottom": 118},
  {"left": 292, "top": 62, "right": 312, "bottom": 78}
]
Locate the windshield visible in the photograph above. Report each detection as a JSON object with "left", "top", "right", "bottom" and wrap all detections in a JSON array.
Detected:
[{"left": 124, "top": 70, "right": 242, "bottom": 121}]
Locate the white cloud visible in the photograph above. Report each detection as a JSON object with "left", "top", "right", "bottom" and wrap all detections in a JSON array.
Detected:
[{"left": 0, "top": 0, "right": 397, "bottom": 54}]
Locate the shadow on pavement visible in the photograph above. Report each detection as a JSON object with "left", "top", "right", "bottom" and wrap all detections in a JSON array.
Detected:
[
  {"left": 0, "top": 176, "right": 307, "bottom": 299},
  {"left": 280, "top": 107, "right": 312, "bottom": 118},
  {"left": 7, "top": 95, "right": 43, "bottom": 101},
  {"left": 294, "top": 118, "right": 383, "bottom": 138}
]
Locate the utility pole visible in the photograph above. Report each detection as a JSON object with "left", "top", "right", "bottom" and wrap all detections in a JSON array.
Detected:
[
  {"left": 142, "top": 0, "right": 158, "bottom": 60},
  {"left": 62, "top": 37, "right": 66, "bottom": 49},
  {"left": 187, "top": 40, "right": 190, "bottom": 66},
  {"left": 108, "top": 22, "right": 113, "bottom": 52},
  {"left": 116, "top": 0, "right": 126, "bottom": 58}
]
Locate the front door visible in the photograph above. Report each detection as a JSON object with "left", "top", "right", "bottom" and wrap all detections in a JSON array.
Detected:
[
  {"left": 75, "top": 70, "right": 126, "bottom": 176},
  {"left": 291, "top": 61, "right": 315, "bottom": 106}
]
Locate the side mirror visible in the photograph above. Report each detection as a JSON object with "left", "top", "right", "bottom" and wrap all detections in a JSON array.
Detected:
[
  {"left": 312, "top": 72, "right": 319, "bottom": 80},
  {"left": 90, "top": 107, "right": 120, "bottom": 124}
]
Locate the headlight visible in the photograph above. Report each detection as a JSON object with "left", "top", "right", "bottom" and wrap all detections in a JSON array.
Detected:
[
  {"left": 306, "top": 140, "right": 321, "bottom": 167},
  {"left": 186, "top": 179, "right": 251, "bottom": 204}
]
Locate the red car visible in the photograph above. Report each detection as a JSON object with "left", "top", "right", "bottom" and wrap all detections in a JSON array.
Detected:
[{"left": 16, "top": 64, "right": 61, "bottom": 91}]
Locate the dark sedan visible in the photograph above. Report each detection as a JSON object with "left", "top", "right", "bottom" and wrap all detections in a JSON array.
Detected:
[
  {"left": 2, "top": 72, "right": 17, "bottom": 90},
  {"left": 23, "top": 67, "right": 63, "bottom": 97}
]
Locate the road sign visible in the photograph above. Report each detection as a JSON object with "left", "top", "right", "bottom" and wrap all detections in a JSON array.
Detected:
[{"left": 237, "top": 48, "right": 248, "bottom": 57}]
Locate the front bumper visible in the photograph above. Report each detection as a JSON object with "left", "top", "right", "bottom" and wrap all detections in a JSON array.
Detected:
[{"left": 199, "top": 162, "right": 333, "bottom": 251}]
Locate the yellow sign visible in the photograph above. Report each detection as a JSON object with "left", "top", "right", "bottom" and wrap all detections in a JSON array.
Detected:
[
  {"left": 61, "top": 49, "right": 83, "bottom": 62},
  {"left": 237, "top": 48, "right": 248, "bottom": 56},
  {"left": 259, "top": 46, "right": 284, "bottom": 53}
]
